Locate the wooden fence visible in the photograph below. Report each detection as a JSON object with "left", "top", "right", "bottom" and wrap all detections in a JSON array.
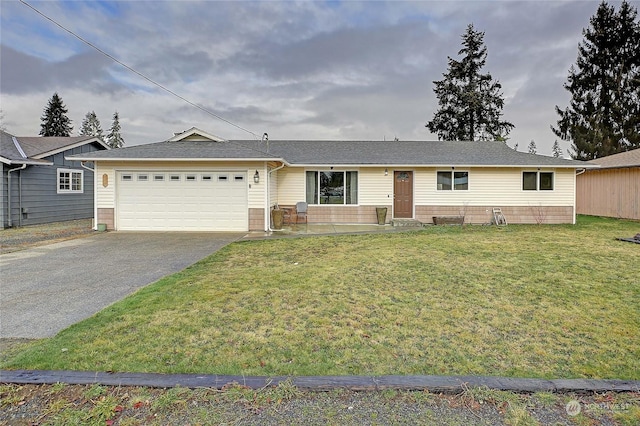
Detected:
[{"left": 576, "top": 167, "right": 640, "bottom": 220}]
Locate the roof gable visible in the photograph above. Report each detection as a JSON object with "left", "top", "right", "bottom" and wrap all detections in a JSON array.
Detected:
[{"left": 168, "top": 127, "right": 226, "bottom": 142}]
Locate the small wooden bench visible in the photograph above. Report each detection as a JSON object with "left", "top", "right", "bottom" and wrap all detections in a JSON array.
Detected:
[{"left": 433, "top": 216, "right": 464, "bottom": 225}]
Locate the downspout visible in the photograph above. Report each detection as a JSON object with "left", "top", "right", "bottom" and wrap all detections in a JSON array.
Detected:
[
  {"left": 573, "top": 168, "right": 587, "bottom": 224},
  {"left": 266, "top": 162, "right": 286, "bottom": 232},
  {"left": 7, "top": 164, "right": 27, "bottom": 228},
  {"left": 80, "top": 161, "right": 97, "bottom": 230},
  {"left": 19, "top": 170, "right": 23, "bottom": 227}
]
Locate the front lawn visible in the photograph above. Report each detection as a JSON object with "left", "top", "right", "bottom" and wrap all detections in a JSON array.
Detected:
[{"left": 3, "top": 216, "right": 639, "bottom": 379}]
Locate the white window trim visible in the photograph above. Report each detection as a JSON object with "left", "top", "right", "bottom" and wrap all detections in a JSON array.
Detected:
[
  {"left": 436, "top": 170, "right": 469, "bottom": 191},
  {"left": 57, "top": 168, "right": 84, "bottom": 194},
  {"left": 522, "top": 171, "right": 555, "bottom": 191},
  {"left": 306, "top": 169, "right": 360, "bottom": 206}
]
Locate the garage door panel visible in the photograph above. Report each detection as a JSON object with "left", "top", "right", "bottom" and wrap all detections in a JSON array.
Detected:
[{"left": 117, "top": 171, "right": 248, "bottom": 231}]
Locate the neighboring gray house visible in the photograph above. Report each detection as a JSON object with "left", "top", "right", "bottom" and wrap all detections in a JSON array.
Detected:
[{"left": 1, "top": 130, "right": 109, "bottom": 228}]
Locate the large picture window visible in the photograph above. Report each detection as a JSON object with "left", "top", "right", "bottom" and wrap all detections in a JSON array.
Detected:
[
  {"left": 437, "top": 171, "right": 468, "bottom": 190},
  {"left": 57, "top": 169, "right": 83, "bottom": 193},
  {"left": 306, "top": 171, "right": 358, "bottom": 205},
  {"left": 523, "top": 171, "right": 554, "bottom": 191}
]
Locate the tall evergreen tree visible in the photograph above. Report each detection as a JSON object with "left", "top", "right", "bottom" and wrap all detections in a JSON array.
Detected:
[
  {"left": 426, "top": 24, "right": 514, "bottom": 141},
  {"left": 552, "top": 140, "right": 563, "bottom": 158},
  {"left": 79, "top": 111, "right": 104, "bottom": 142},
  {"left": 528, "top": 140, "right": 537, "bottom": 154},
  {"left": 40, "top": 92, "right": 73, "bottom": 136},
  {"left": 106, "top": 111, "right": 124, "bottom": 149},
  {"left": 553, "top": 0, "right": 640, "bottom": 160}
]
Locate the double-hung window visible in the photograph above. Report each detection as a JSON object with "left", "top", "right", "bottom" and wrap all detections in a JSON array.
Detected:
[
  {"left": 57, "top": 169, "right": 83, "bottom": 193},
  {"left": 306, "top": 171, "right": 358, "bottom": 205},
  {"left": 437, "top": 171, "right": 468, "bottom": 190},
  {"left": 523, "top": 171, "right": 554, "bottom": 191}
]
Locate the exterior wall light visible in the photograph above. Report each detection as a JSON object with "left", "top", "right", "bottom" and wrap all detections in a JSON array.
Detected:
[
  {"left": 384, "top": 168, "right": 388, "bottom": 176},
  {"left": 254, "top": 170, "right": 260, "bottom": 183}
]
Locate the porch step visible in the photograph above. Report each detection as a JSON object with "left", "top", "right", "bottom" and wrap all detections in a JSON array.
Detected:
[{"left": 390, "top": 219, "right": 424, "bottom": 228}]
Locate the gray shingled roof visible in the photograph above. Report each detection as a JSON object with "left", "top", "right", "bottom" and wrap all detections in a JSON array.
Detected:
[
  {"left": 1, "top": 131, "right": 50, "bottom": 165},
  {"left": 17, "top": 135, "right": 102, "bottom": 158},
  {"left": 262, "top": 140, "right": 589, "bottom": 167},
  {"left": 68, "top": 140, "right": 280, "bottom": 161},
  {"left": 1, "top": 130, "right": 105, "bottom": 165},
  {"left": 68, "top": 138, "right": 591, "bottom": 168},
  {"left": 587, "top": 148, "right": 640, "bottom": 169}
]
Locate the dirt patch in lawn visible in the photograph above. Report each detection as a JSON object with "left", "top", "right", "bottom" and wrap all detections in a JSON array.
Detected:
[{"left": 0, "top": 219, "right": 95, "bottom": 254}]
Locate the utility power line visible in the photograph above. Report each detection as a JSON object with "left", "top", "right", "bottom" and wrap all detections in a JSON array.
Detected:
[{"left": 19, "top": 0, "right": 262, "bottom": 140}]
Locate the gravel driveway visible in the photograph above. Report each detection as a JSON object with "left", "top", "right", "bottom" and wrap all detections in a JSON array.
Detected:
[{"left": 0, "top": 231, "right": 242, "bottom": 339}]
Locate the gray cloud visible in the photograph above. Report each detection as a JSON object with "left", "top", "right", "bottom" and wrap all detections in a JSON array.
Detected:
[
  {"left": 0, "top": 0, "right": 609, "bottom": 155},
  {"left": 1, "top": 44, "right": 118, "bottom": 95}
]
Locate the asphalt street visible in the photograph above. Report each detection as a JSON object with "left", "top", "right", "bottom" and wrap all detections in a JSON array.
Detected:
[{"left": 0, "top": 232, "right": 243, "bottom": 338}]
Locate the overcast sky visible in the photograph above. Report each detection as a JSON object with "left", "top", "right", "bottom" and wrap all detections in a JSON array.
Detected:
[{"left": 0, "top": 1, "right": 626, "bottom": 155}]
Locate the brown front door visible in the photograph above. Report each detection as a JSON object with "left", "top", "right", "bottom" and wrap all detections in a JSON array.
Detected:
[{"left": 393, "top": 171, "right": 413, "bottom": 218}]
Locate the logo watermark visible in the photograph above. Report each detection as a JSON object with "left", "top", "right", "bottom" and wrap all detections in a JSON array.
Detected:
[
  {"left": 566, "top": 399, "right": 632, "bottom": 417},
  {"left": 565, "top": 400, "right": 581, "bottom": 416}
]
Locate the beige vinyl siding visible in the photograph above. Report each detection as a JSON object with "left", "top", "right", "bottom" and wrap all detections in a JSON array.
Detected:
[
  {"left": 276, "top": 166, "right": 575, "bottom": 208},
  {"left": 277, "top": 167, "right": 391, "bottom": 206},
  {"left": 276, "top": 167, "right": 305, "bottom": 205},
  {"left": 95, "top": 161, "right": 267, "bottom": 209},
  {"left": 95, "top": 163, "right": 116, "bottom": 208},
  {"left": 576, "top": 167, "right": 640, "bottom": 220},
  {"left": 359, "top": 168, "right": 393, "bottom": 205},
  {"left": 415, "top": 167, "right": 575, "bottom": 207},
  {"left": 269, "top": 168, "right": 279, "bottom": 207},
  {"left": 247, "top": 164, "right": 266, "bottom": 209}
]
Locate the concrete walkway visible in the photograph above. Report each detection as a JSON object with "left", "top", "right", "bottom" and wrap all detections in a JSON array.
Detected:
[
  {"left": 243, "top": 223, "right": 411, "bottom": 239},
  {"left": 0, "top": 232, "right": 242, "bottom": 339}
]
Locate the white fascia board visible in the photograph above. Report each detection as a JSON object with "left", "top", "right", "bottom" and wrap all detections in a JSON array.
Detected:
[
  {"left": 0, "top": 157, "right": 53, "bottom": 166},
  {"left": 291, "top": 163, "right": 595, "bottom": 169},
  {"left": 64, "top": 156, "right": 285, "bottom": 163},
  {"left": 33, "top": 137, "right": 109, "bottom": 159}
]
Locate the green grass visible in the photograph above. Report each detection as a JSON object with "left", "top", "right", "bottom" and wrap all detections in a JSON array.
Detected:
[{"left": 3, "top": 216, "right": 639, "bottom": 378}]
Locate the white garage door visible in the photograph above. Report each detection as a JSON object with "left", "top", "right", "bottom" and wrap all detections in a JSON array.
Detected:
[{"left": 117, "top": 171, "right": 248, "bottom": 231}]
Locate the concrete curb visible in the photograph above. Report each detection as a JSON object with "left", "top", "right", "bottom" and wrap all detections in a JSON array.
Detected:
[{"left": 2, "top": 370, "right": 639, "bottom": 393}]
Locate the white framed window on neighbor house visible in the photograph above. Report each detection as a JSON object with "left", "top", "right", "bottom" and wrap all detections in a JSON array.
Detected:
[
  {"left": 437, "top": 170, "right": 469, "bottom": 190},
  {"left": 57, "top": 169, "right": 84, "bottom": 194},
  {"left": 522, "top": 171, "right": 554, "bottom": 191}
]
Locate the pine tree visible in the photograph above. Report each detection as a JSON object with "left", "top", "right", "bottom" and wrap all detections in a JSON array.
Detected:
[
  {"left": 40, "top": 92, "right": 73, "bottom": 136},
  {"left": 553, "top": 1, "right": 640, "bottom": 160},
  {"left": 528, "top": 140, "right": 537, "bottom": 154},
  {"left": 106, "top": 111, "right": 124, "bottom": 149},
  {"left": 79, "top": 111, "right": 104, "bottom": 142},
  {"left": 552, "top": 140, "right": 563, "bottom": 158},
  {"left": 426, "top": 24, "right": 514, "bottom": 141}
]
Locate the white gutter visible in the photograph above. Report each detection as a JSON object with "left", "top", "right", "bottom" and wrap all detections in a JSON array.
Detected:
[
  {"left": 7, "top": 164, "right": 27, "bottom": 227},
  {"left": 80, "top": 161, "right": 98, "bottom": 230},
  {"left": 65, "top": 156, "right": 286, "bottom": 163},
  {"left": 266, "top": 162, "right": 286, "bottom": 232}
]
